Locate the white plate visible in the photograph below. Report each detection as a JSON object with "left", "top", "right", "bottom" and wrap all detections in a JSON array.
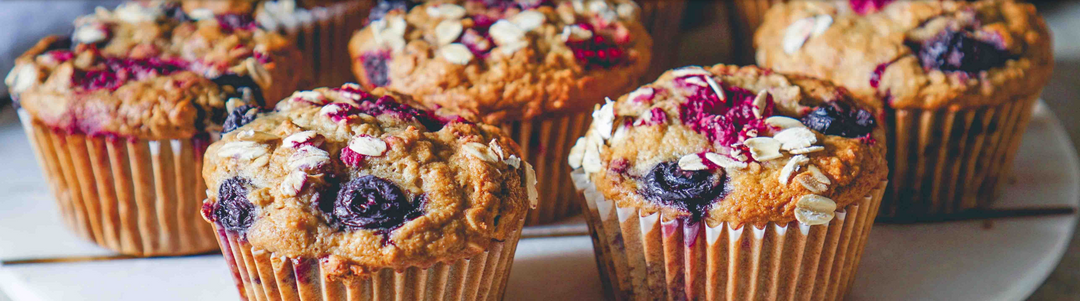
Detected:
[{"left": 0, "top": 102, "right": 1076, "bottom": 301}]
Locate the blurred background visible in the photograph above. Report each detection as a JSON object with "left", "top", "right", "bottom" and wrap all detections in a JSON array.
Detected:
[{"left": 0, "top": 1, "right": 1077, "bottom": 300}]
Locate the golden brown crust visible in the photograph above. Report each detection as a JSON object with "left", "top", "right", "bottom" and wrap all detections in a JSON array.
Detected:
[
  {"left": 203, "top": 84, "right": 535, "bottom": 275},
  {"left": 570, "top": 64, "right": 888, "bottom": 228},
  {"left": 7, "top": 2, "right": 301, "bottom": 140},
  {"left": 181, "top": 0, "right": 352, "bottom": 14},
  {"left": 181, "top": 0, "right": 259, "bottom": 15},
  {"left": 348, "top": 0, "right": 652, "bottom": 124},
  {"left": 754, "top": 0, "right": 1053, "bottom": 110}
]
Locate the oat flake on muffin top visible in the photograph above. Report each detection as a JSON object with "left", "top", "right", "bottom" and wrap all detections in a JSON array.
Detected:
[
  {"left": 202, "top": 83, "right": 536, "bottom": 275},
  {"left": 754, "top": 0, "right": 1052, "bottom": 110},
  {"left": 349, "top": 0, "right": 652, "bottom": 124},
  {"left": 570, "top": 64, "right": 888, "bottom": 228}
]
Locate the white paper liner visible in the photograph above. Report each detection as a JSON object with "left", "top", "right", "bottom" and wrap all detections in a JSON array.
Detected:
[
  {"left": 18, "top": 109, "right": 220, "bottom": 256},
  {"left": 881, "top": 93, "right": 1039, "bottom": 220},
  {"left": 503, "top": 111, "right": 593, "bottom": 225},
  {"left": 573, "top": 169, "right": 886, "bottom": 300},
  {"left": 213, "top": 216, "right": 526, "bottom": 301},
  {"left": 266, "top": 1, "right": 372, "bottom": 88}
]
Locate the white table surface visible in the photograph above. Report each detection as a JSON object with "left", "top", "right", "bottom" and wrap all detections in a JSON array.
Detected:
[{"left": 0, "top": 102, "right": 1076, "bottom": 301}]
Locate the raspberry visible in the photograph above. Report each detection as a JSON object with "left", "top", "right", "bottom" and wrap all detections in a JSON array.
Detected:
[
  {"left": 849, "top": 0, "right": 894, "bottom": 15},
  {"left": 75, "top": 57, "right": 188, "bottom": 91},
  {"left": 678, "top": 79, "right": 774, "bottom": 150},
  {"left": 565, "top": 23, "right": 629, "bottom": 69}
]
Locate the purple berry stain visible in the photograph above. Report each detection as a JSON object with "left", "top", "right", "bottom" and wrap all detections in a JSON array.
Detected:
[
  {"left": 639, "top": 161, "right": 725, "bottom": 219},
  {"left": 333, "top": 175, "right": 425, "bottom": 235},
  {"left": 360, "top": 50, "right": 391, "bottom": 87},
  {"left": 212, "top": 177, "right": 256, "bottom": 232}
]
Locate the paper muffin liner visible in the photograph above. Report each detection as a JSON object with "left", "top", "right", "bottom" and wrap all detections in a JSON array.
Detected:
[
  {"left": 731, "top": 0, "right": 787, "bottom": 64},
  {"left": 573, "top": 170, "right": 886, "bottom": 300},
  {"left": 266, "top": 1, "right": 372, "bottom": 89},
  {"left": 212, "top": 216, "right": 526, "bottom": 301},
  {"left": 17, "top": 109, "right": 219, "bottom": 256},
  {"left": 636, "top": 0, "right": 689, "bottom": 79},
  {"left": 499, "top": 111, "right": 593, "bottom": 225},
  {"left": 880, "top": 93, "right": 1040, "bottom": 220}
]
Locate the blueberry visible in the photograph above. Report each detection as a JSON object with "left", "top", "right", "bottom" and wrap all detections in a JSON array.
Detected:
[
  {"left": 360, "top": 51, "right": 391, "bottom": 87},
  {"left": 801, "top": 102, "right": 876, "bottom": 138},
  {"left": 638, "top": 161, "right": 725, "bottom": 218},
  {"left": 213, "top": 177, "right": 256, "bottom": 232},
  {"left": 211, "top": 74, "right": 266, "bottom": 106},
  {"left": 368, "top": 0, "right": 417, "bottom": 22},
  {"left": 222, "top": 105, "right": 260, "bottom": 133},
  {"left": 909, "top": 29, "right": 1012, "bottom": 73},
  {"left": 161, "top": 2, "right": 189, "bottom": 22},
  {"left": 333, "top": 175, "right": 424, "bottom": 231}
]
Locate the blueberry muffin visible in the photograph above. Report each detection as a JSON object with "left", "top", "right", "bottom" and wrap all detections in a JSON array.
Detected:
[
  {"left": 182, "top": 0, "right": 376, "bottom": 88},
  {"left": 755, "top": 0, "right": 1053, "bottom": 219},
  {"left": 202, "top": 83, "right": 535, "bottom": 300},
  {"left": 349, "top": 0, "right": 651, "bottom": 225},
  {"left": 5, "top": 1, "right": 301, "bottom": 256},
  {"left": 569, "top": 64, "right": 887, "bottom": 300}
]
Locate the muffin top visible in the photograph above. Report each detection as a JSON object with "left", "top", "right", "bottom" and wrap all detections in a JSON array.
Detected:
[
  {"left": 349, "top": 0, "right": 652, "bottom": 124},
  {"left": 202, "top": 83, "right": 536, "bottom": 275},
  {"left": 569, "top": 64, "right": 888, "bottom": 228},
  {"left": 180, "top": 0, "right": 351, "bottom": 32},
  {"left": 6, "top": 1, "right": 300, "bottom": 140},
  {"left": 754, "top": 0, "right": 1052, "bottom": 110}
]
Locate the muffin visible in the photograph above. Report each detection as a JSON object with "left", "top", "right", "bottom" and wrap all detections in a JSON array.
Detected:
[
  {"left": 754, "top": 0, "right": 1053, "bottom": 219},
  {"left": 569, "top": 64, "right": 888, "bottom": 300},
  {"left": 349, "top": 0, "right": 652, "bottom": 224},
  {"left": 201, "top": 83, "right": 535, "bottom": 300},
  {"left": 181, "top": 0, "right": 375, "bottom": 88},
  {"left": 5, "top": 1, "right": 301, "bottom": 256}
]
